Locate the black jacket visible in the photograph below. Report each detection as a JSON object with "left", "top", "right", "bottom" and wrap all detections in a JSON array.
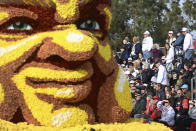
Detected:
[
  {"left": 132, "top": 42, "right": 142, "bottom": 61},
  {"left": 132, "top": 98, "right": 147, "bottom": 115},
  {"left": 142, "top": 69, "right": 154, "bottom": 84},
  {"left": 175, "top": 96, "right": 189, "bottom": 116},
  {"left": 123, "top": 43, "right": 131, "bottom": 56}
]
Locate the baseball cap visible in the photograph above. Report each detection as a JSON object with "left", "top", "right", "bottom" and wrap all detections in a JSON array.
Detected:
[
  {"left": 182, "top": 27, "right": 188, "bottom": 32},
  {"left": 128, "top": 57, "right": 132, "bottom": 61},
  {"left": 124, "top": 70, "right": 130, "bottom": 75},
  {"left": 181, "top": 84, "right": 188, "bottom": 89},
  {"left": 161, "top": 56, "right": 166, "bottom": 60},
  {"left": 130, "top": 80, "right": 135, "bottom": 84},
  {"left": 152, "top": 96, "right": 160, "bottom": 100},
  {"left": 144, "top": 31, "right": 150, "bottom": 35},
  {"left": 168, "top": 31, "right": 173, "bottom": 34}
]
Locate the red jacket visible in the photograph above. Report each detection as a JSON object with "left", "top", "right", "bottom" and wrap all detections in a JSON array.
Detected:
[
  {"left": 176, "top": 97, "right": 189, "bottom": 115},
  {"left": 144, "top": 101, "right": 161, "bottom": 119},
  {"left": 144, "top": 100, "right": 150, "bottom": 114},
  {"left": 194, "top": 39, "right": 196, "bottom": 48}
]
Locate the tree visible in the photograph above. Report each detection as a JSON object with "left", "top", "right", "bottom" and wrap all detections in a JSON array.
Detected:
[
  {"left": 182, "top": 0, "right": 196, "bottom": 29},
  {"left": 164, "top": 1, "right": 187, "bottom": 32},
  {"left": 129, "top": 0, "right": 169, "bottom": 45},
  {"left": 109, "top": 0, "right": 132, "bottom": 51}
]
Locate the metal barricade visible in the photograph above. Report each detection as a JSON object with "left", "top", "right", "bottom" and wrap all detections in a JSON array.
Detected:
[{"left": 191, "top": 77, "right": 196, "bottom": 100}]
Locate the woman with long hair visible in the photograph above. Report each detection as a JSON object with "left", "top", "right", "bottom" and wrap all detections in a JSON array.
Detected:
[
  {"left": 163, "top": 43, "right": 174, "bottom": 72},
  {"left": 131, "top": 36, "right": 142, "bottom": 61},
  {"left": 166, "top": 31, "right": 176, "bottom": 48}
]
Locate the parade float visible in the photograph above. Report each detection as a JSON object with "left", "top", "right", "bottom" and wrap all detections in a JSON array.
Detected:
[{"left": 0, "top": 0, "right": 171, "bottom": 130}]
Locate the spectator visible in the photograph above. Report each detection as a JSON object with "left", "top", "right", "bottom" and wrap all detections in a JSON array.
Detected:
[
  {"left": 131, "top": 93, "right": 147, "bottom": 118},
  {"left": 152, "top": 44, "right": 163, "bottom": 62},
  {"left": 155, "top": 83, "right": 165, "bottom": 101},
  {"left": 182, "top": 27, "right": 194, "bottom": 60},
  {"left": 130, "top": 85, "right": 137, "bottom": 99},
  {"left": 175, "top": 89, "right": 190, "bottom": 131},
  {"left": 128, "top": 66, "right": 135, "bottom": 80},
  {"left": 188, "top": 100, "right": 196, "bottom": 121},
  {"left": 146, "top": 96, "right": 161, "bottom": 122},
  {"left": 127, "top": 57, "right": 133, "bottom": 67},
  {"left": 142, "top": 31, "right": 153, "bottom": 61},
  {"left": 174, "top": 30, "right": 184, "bottom": 59},
  {"left": 151, "top": 76, "right": 157, "bottom": 86},
  {"left": 144, "top": 94, "right": 153, "bottom": 114},
  {"left": 171, "top": 59, "right": 183, "bottom": 74},
  {"left": 143, "top": 94, "right": 152, "bottom": 119},
  {"left": 132, "top": 60, "right": 140, "bottom": 78},
  {"left": 123, "top": 38, "right": 131, "bottom": 57},
  {"left": 141, "top": 63, "right": 154, "bottom": 84},
  {"left": 131, "top": 36, "right": 142, "bottom": 61},
  {"left": 155, "top": 60, "right": 168, "bottom": 100},
  {"left": 157, "top": 99, "right": 175, "bottom": 126},
  {"left": 129, "top": 80, "right": 135, "bottom": 88},
  {"left": 119, "top": 47, "right": 128, "bottom": 64},
  {"left": 112, "top": 50, "right": 120, "bottom": 64},
  {"left": 165, "top": 88, "right": 176, "bottom": 108},
  {"left": 182, "top": 62, "right": 193, "bottom": 85},
  {"left": 175, "top": 89, "right": 189, "bottom": 127},
  {"left": 187, "top": 100, "right": 196, "bottom": 129},
  {"left": 166, "top": 31, "right": 176, "bottom": 48},
  {"left": 163, "top": 43, "right": 174, "bottom": 72},
  {"left": 147, "top": 58, "right": 154, "bottom": 69},
  {"left": 138, "top": 52, "right": 144, "bottom": 61},
  {"left": 181, "top": 84, "right": 191, "bottom": 100},
  {"left": 140, "top": 86, "right": 148, "bottom": 100}
]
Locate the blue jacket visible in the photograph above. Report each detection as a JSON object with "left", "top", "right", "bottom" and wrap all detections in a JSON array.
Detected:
[
  {"left": 174, "top": 34, "right": 185, "bottom": 48},
  {"left": 132, "top": 42, "right": 142, "bottom": 61},
  {"left": 124, "top": 43, "right": 131, "bottom": 56},
  {"left": 135, "top": 42, "right": 142, "bottom": 55}
]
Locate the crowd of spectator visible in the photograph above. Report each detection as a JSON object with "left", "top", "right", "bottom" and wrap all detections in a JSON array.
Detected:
[{"left": 113, "top": 27, "right": 196, "bottom": 131}]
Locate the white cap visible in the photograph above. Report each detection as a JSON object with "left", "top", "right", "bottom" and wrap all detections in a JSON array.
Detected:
[
  {"left": 182, "top": 27, "right": 188, "bottom": 32},
  {"left": 128, "top": 57, "right": 132, "bottom": 61},
  {"left": 124, "top": 70, "right": 130, "bottom": 75},
  {"left": 143, "top": 84, "right": 148, "bottom": 87},
  {"left": 121, "top": 64, "right": 125, "bottom": 67},
  {"left": 161, "top": 56, "right": 166, "bottom": 60},
  {"left": 168, "top": 31, "right": 173, "bottom": 34},
  {"left": 151, "top": 76, "right": 157, "bottom": 83},
  {"left": 144, "top": 31, "right": 150, "bottom": 35},
  {"left": 130, "top": 80, "right": 135, "bottom": 84}
]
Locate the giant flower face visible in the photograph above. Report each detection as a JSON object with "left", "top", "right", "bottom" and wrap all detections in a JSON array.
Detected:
[{"left": 0, "top": 0, "right": 132, "bottom": 128}]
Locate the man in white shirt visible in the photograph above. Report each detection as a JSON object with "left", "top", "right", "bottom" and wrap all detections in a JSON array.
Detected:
[
  {"left": 157, "top": 99, "right": 175, "bottom": 126},
  {"left": 142, "top": 31, "right": 153, "bottom": 61},
  {"left": 155, "top": 60, "right": 168, "bottom": 100},
  {"left": 182, "top": 27, "right": 194, "bottom": 60},
  {"left": 155, "top": 60, "right": 168, "bottom": 86}
]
